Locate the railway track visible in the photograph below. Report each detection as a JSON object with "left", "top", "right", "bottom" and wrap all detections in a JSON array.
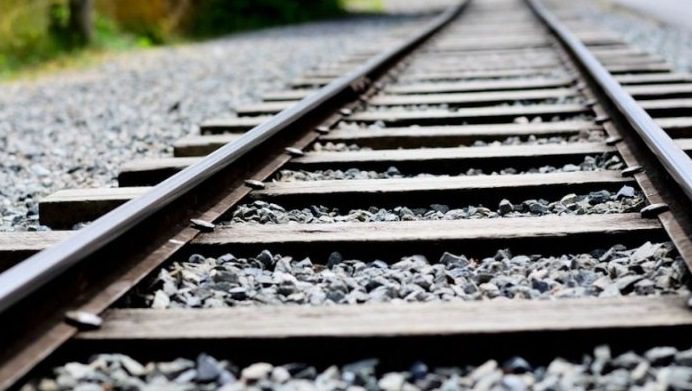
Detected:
[{"left": 3, "top": 0, "right": 692, "bottom": 389}]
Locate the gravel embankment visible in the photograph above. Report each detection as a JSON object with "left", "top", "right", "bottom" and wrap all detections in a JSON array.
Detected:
[
  {"left": 140, "top": 241, "right": 686, "bottom": 309},
  {"left": 273, "top": 154, "right": 625, "bottom": 182},
  {"left": 611, "top": 0, "right": 692, "bottom": 32},
  {"left": 228, "top": 186, "right": 643, "bottom": 224},
  {"left": 550, "top": 0, "right": 692, "bottom": 73},
  {"left": 0, "top": 15, "right": 419, "bottom": 232},
  {"left": 24, "top": 345, "right": 692, "bottom": 390}
]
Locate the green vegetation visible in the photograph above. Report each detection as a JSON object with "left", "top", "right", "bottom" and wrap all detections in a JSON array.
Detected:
[
  {"left": 0, "top": 0, "right": 384, "bottom": 80},
  {"left": 0, "top": 0, "right": 154, "bottom": 79},
  {"left": 188, "top": 0, "right": 345, "bottom": 38},
  {"left": 343, "top": 0, "right": 385, "bottom": 13}
]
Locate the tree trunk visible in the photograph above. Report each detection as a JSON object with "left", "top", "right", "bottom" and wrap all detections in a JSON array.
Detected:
[{"left": 68, "top": 0, "right": 92, "bottom": 45}]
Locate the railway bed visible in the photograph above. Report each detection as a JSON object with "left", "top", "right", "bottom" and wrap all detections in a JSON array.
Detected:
[{"left": 3, "top": 0, "right": 692, "bottom": 389}]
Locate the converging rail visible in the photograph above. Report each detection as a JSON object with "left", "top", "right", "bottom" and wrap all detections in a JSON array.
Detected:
[{"left": 2, "top": 0, "right": 692, "bottom": 389}]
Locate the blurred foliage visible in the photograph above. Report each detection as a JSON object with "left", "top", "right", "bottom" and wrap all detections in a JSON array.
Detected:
[
  {"left": 343, "top": 0, "right": 384, "bottom": 13},
  {"left": 0, "top": 0, "right": 57, "bottom": 72},
  {"left": 94, "top": 0, "right": 186, "bottom": 45},
  {"left": 186, "top": 0, "right": 344, "bottom": 37},
  {"left": 0, "top": 0, "right": 350, "bottom": 78},
  {"left": 0, "top": 0, "right": 148, "bottom": 77}
]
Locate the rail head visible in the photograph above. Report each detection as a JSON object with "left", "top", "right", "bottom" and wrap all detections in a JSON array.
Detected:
[
  {"left": 526, "top": 0, "right": 692, "bottom": 205},
  {"left": 0, "top": 3, "right": 466, "bottom": 314}
]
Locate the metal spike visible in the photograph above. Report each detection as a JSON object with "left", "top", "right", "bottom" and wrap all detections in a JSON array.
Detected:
[
  {"left": 595, "top": 115, "right": 610, "bottom": 125},
  {"left": 621, "top": 165, "right": 644, "bottom": 177},
  {"left": 640, "top": 203, "right": 669, "bottom": 218},
  {"left": 285, "top": 147, "right": 305, "bottom": 157},
  {"left": 350, "top": 78, "right": 368, "bottom": 92},
  {"left": 65, "top": 311, "right": 102, "bottom": 330},
  {"left": 605, "top": 136, "right": 623, "bottom": 146},
  {"left": 244, "top": 179, "right": 265, "bottom": 190},
  {"left": 585, "top": 99, "right": 598, "bottom": 108},
  {"left": 190, "top": 219, "right": 215, "bottom": 232}
]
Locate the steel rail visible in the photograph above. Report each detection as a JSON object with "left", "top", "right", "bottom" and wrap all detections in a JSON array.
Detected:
[
  {"left": 527, "top": 0, "right": 692, "bottom": 204},
  {"left": 0, "top": 2, "right": 465, "bottom": 314}
]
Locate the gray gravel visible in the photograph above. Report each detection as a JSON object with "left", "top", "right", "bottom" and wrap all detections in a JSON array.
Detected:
[
  {"left": 273, "top": 154, "right": 625, "bottom": 182},
  {"left": 359, "top": 97, "right": 588, "bottom": 113},
  {"left": 409, "top": 53, "right": 559, "bottom": 66},
  {"left": 339, "top": 115, "right": 597, "bottom": 131},
  {"left": 315, "top": 132, "right": 607, "bottom": 152},
  {"left": 471, "top": 132, "right": 606, "bottom": 146},
  {"left": 552, "top": 0, "right": 692, "bottom": 73},
  {"left": 397, "top": 71, "right": 571, "bottom": 83},
  {"left": 312, "top": 129, "right": 606, "bottom": 152},
  {"left": 311, "top": 142, "right": 370, "bottom": 152},
  {"left": 228, "top": 186, "right": 643, "bottom": 224},
  {"left": 22, "top": 345, "right": 692, "bottom": 390},
  {"left": 140, "top": 241, "right": 686, "bottom": 309},
  {"left": 0, "top": 15, "right": 419, "bottom": 232}
]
